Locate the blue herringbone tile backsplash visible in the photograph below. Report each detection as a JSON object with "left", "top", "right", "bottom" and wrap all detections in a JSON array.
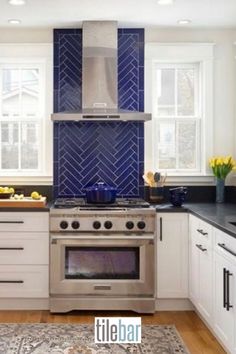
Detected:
[{"left": 53, "top": 28, "right": 145, "bottom": 198}]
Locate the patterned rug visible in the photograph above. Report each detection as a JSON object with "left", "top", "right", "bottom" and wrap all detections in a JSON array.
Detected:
[{"left": 0, "top": 323, "right": 190, "bottom": 354}]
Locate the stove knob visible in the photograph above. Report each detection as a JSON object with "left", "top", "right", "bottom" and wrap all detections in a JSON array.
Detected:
[
  {"left": 126, "top": 221, "right": 134, "bottom": 230},
  {"left": 137, "top": 221, "right": 146, "bottom": 230},
  {"left": 104, "top": 221, "right": 112, "bottom": 229},
  {"left": 71, "top": 221, "right": 80, "bottom": 230},
  {"left": 93, "top": 221, "right": 101, "bottom": 230},
  {"left": 60, "top": 221, "right": 68, "bottom": 230}
]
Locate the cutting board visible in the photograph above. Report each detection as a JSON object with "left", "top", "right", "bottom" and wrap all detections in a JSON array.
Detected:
[{"left": 0, "top": 197, "right": 47, "bottom": 208}]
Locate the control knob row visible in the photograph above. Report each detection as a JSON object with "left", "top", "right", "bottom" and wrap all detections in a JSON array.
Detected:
[
  {"left": 126, "top": 221, "right": 146, "bottom": 230},
  {"left": 60, "top": 220, "right": 146, "bottom": 230},
  {"left": 60, "top": 221, "right": 80, "bottom": 230}
]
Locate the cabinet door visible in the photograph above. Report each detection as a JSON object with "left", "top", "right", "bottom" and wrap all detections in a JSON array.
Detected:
[
  {"left": 198, "top": 240, "right": 213, "bottom": 322},
  {"left": 214, "top": 253, "right": 235, "bottom": 351},
  {"left": 189, "top": 233, "right": 199, "bottom": 305},
  {"left": 157, "top": 213, "right": 188, "bottom": 298}
]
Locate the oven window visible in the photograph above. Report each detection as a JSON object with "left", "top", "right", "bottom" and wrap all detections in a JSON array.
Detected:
[{"left": 65, "top": 247, "right": 140, "bottom": 279}]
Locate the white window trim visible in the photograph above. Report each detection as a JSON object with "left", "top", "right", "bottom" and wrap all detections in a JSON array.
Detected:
[
  {"left": 0, "top": 43, "right": 53, "bottom": 185},
  {"left": 145, "top": 42, "right": 215, "bottom": 185}
]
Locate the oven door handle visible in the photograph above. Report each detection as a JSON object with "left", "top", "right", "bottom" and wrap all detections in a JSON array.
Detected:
[{"left": 50, "top": 235, "right": 154, "bottom": 244}]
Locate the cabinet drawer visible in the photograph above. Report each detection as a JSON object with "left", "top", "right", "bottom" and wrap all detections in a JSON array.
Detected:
[
  {"left": 0, "top": 233, "right": 49, "bottom": 265},
  {"left": 0, "top": 212, "right": 49, "bottom": 232},
  {"left": 0, "top": 265, "right": 48, "bottom": 298},
  {"left": 215, "top": 228, "right": 236, "bottom": 262},
  {"left": 190, "top": 215, "right": 212, "bottom": 246}
]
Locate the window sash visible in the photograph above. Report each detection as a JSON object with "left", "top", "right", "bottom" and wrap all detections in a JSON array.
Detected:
[
  {"left": 0, "top": 62, "right": 45, "bottom": 174},
  {"left": 154, "top": 117, "right": 201, "bottom": 173},
  {"left": 154, "top": 62, "right": 201, "bottom": 119}
]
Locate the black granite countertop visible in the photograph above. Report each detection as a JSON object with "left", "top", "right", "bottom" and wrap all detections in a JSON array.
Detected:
[{"left": 155, "top": 203, "right": 236, "bottom": 239}]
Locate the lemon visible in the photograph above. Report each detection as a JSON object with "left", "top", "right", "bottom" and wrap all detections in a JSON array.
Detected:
[
  {"left": 0, "top": 187, "right": 4, "bottom": 193},
  {"left": 31, "top": 191, "right": 40, "bottom": 200},
  {"left": 9, "top": 187, "right": 15, "bottom": 194}
]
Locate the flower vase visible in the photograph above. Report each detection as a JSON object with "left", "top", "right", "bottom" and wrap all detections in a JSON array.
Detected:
[{"left": 216, "top": 178, "right": 225, "bottom": 203}]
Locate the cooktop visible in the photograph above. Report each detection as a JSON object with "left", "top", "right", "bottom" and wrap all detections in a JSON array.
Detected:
[{"left": 53, "top": 197, "right": 150, "bottom": 209}]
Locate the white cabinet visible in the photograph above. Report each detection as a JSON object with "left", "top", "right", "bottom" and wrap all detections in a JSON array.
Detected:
[
  {"left": 213, "top": 228, "right": 236, "bottom": 353},
  {"left": 156, "top": 213, "right": 188, "bottom": 298},
  {"left": 189, "top": 215, "right": 213, "bottom": 323},
  {"left": 0, "top": 212, "right": 49, "bottom": 299}
]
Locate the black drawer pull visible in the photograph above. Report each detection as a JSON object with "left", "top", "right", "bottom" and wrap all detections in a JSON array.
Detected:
[
  {"left": 0, "top": 247, "right": 24, "bottom": 251},
  {"left": 218, "top": 243, "right": 236, "bottom": 257},
  {"left": 160, "top": 217, "right": 163, "bottom": 241},
  {"left": 197, "top": 229, "right": 208, "bottom": 236},
  {"left": 196, "top": 244, "right": 207, "bottom": 252},
  {"left": 226, "top": 270, "right": 233, "bottom": 311},
  {"left": 223, "top": 267, "right": 227, "bottom": 308},
  {"left": 0, "top": 280, "right": 24, "bottom": 283},
  {"left": 0, "top": 221, "right": 24, "bottom": 224}
]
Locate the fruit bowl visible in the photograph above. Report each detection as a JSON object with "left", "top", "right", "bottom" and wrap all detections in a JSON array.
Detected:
[{"left": 0, "top": 192, "right": 13, "bottom": 199}]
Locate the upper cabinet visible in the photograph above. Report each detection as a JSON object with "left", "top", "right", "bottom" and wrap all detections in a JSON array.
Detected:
[{"left": 156, "top": 213, "right": 188, "bottom": 298}]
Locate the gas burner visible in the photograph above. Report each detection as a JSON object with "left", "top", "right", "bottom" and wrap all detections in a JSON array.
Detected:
[{"left": 53, "top": 197, "right": 150, "bottom": 209}]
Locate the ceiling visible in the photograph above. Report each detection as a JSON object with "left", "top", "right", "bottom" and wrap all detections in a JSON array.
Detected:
[{"left": 1, "top": 0, "right": 236, "bottom": 28}]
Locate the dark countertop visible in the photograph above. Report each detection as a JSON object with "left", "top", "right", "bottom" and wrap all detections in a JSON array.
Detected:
[{"left": 155, "top": 203, "right": 236, "bottom": 239}]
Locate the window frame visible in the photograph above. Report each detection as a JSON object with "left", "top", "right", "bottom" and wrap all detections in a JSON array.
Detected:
[
  {"left": 153, "top": 61, "right": 201, "bottom": 174},
  {"left": 145, "top": 43, "right": 214, "bottom": 184},
  {"left": 0, "top": 43, "right": 53, "bottom": 185}
]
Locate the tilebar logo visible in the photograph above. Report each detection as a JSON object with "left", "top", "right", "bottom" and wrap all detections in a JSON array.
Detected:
[{"left": 94, "top": 317, "right": 141, "bottom": 343}]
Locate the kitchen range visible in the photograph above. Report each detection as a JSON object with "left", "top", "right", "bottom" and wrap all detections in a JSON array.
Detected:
[{"left": 50, "top": 196, "right": 156, "bottom": 313}]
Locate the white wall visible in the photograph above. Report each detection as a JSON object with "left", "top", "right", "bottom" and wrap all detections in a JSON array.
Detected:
[{"left": 1, "top": 27, "right": 236, "bottom": 184}]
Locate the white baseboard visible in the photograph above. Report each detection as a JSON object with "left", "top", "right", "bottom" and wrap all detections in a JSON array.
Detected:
[
  {"left": 155, "top": 298, "right": 194, "bottom": 311},
  {"left": 0, "top": 298, "right": 49, "bottom": 310}
]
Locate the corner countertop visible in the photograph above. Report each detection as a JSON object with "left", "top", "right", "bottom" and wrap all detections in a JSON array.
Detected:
[{"left": 155, "top": 202, "right": 236, "bottom": 239}]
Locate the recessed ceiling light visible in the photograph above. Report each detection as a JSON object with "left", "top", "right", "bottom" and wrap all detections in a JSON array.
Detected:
[
  {"left": 177, "top": 19, "right": 192, "bottom": 25},
  {"left": 157, "top": 0, "right": 174, "bottom": 5},
  {"left": 8, "top": 0, "right": 26, "bottom": 5},
  {"left": 8, "top": 19, "right": 21, "bottom": 24}
]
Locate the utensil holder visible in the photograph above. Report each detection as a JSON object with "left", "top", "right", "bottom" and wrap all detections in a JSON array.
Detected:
[{"left": 149, "top": 187, "right": 164, "bottom": 203}]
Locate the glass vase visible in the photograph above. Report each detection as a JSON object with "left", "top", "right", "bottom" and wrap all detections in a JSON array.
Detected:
[{"left": 216, "top": 178, "right": 225, "bottom": 203}]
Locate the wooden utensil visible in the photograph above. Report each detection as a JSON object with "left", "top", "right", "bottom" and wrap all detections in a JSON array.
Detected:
[{"left": 146, "top": 171, "right": 155, "bottom": 187}]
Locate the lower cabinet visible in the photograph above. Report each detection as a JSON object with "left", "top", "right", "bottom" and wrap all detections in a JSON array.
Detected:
[
  {"left": 0, "top": 212, "right": 49, "bottom": 300},
  {"left": 156, "top": 213, "right": 188, "bottom": 298},
  {"left": 189, "top": 215, "right": 213, "bottom": 323},
  {"left": 213, "top": 228, "right": 236, "bottom": 353},
  {"left": 214, "top": 252, "right": 235, "bottom": 352}
]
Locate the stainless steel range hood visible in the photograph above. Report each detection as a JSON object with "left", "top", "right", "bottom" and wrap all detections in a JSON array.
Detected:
[{"left": 51, "top": 21, "right": 151, "bottom": 122}]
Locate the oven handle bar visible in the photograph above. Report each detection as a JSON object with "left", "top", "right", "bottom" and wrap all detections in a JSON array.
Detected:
[{"left": 50, "top": 235, "right": 155, "bottom": 242}]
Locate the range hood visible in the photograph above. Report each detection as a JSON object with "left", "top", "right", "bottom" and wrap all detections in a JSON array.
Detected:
[{"left": 51, "top": 21, "right": 151, "bottom": 122}]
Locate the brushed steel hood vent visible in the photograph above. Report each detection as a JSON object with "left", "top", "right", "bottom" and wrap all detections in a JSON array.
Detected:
[{"left": 52, "top": 21, "right": 151, "bottom": 122}]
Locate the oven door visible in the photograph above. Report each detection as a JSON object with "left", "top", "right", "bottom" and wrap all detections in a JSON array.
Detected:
[{"left": 50, "top": 234, "right": 154, "bottom": 296}]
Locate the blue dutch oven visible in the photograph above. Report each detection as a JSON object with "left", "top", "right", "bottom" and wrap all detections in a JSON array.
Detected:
[{"left": 85, "top": 182, "right": 117, "bottom": 204}]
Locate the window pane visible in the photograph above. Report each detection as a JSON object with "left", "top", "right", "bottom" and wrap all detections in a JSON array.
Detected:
[
  {"left": 177, "top": 69, "right": 195, "bottom": 116},
  {"left": 157, "top": 69, "right": 175, "bottom": 116},
  {"left": 158, "top": 122, "right": 176, "bottom": 169},
  {"left": 1, "top": 123, "right": 19, "bottom": 169},
  {"left": 2, "top": 69, "right": 20, "bottom": 117},
  {"left": 22, "top": 69, "right": 39, "bottom": 116},
  {"left": 178, "top": 122, "right": 197, "bottom": 169},
  {"left": 21, "top": 122, "right": 39, "bottom": 169}
]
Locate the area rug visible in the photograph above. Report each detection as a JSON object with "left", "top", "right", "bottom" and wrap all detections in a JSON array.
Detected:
[{"left": 0, "top": 323, "right": 190, "bottom": 354}]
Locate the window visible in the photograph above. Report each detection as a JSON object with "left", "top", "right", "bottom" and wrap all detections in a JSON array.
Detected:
[
  {"left": 0, "top": 44, "right": 52, "bottom": 183},
  {"left": 145, "top": 43, "right": 214, "bottom": 180},
  {"left": 155, "top": 63, "right": 200, "bottom": 172}
]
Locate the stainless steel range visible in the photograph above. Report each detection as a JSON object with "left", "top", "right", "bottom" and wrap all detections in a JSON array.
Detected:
[{"left": 49, "top": 198, "right": 156, "bottom": 313}]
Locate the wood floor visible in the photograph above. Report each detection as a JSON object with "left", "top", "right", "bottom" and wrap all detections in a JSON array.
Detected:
[{"left": 0, "top": 310, "right": 225, "bottom": 353}]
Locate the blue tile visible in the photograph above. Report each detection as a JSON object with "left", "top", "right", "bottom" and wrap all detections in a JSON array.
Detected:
[{"left": 53, "top": 28, "right": 145, "bottom": 198}]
